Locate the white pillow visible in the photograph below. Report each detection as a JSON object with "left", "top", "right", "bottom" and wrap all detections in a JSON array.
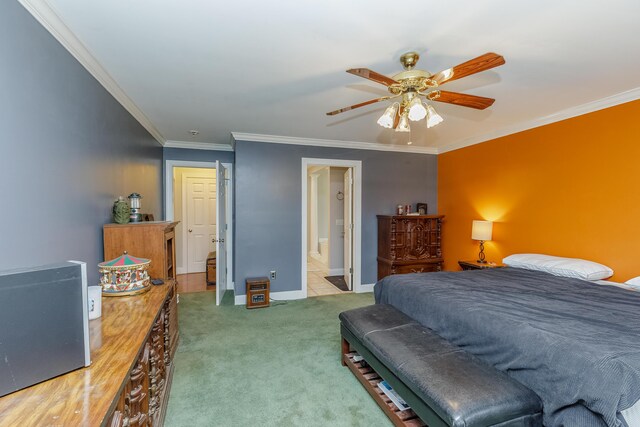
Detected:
[
  {"left": 503, "top": 253, "right": 614, "bottom": 281},
  {"left": 625, "top": 277, "right": 640, "bottom": 289},
  {"left": 594, "top": 280, "right": 639, "bottom": 292}
]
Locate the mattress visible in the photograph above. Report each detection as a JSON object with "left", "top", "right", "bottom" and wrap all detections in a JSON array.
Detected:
[
  {"left": 375, "top": 268, "right": 640, "bottom": 426},
  {"left": 596, "top": 281, "right": 640, "bottom": 426}
]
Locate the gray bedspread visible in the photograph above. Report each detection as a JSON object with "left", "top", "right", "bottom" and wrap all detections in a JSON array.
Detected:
[{"left": 374, "top": 268, "right": 640, "bottom": 427}]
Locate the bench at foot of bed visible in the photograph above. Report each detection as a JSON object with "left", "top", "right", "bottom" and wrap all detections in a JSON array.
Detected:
[{"left": 339, "top": 304, "right": 543, "bottom": 427}]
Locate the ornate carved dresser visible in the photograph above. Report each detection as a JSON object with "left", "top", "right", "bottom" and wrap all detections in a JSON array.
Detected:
[{"left": 377, "top": 215, "right": 444, "bottom": 280}]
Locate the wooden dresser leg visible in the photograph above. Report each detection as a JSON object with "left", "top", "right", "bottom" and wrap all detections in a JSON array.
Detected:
[{"left": 341, "top": 337, "right": 350, "bottom": 366}]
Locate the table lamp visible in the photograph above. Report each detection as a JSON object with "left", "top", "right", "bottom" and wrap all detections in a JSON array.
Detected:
[{"left": 471, "top": 220, "right": 493, "bottom": 263}]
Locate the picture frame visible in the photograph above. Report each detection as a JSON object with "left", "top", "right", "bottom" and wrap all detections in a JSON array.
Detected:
[{"left": 416, "top": 203, "right": 428, "bottom": 215}]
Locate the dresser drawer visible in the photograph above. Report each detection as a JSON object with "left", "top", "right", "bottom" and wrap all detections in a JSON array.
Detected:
[{"left": 392, "top": 262, "right": 441, "bottom": 275}]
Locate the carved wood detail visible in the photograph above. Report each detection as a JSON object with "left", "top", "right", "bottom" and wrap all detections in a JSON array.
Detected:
[
  {"left": 149, "top": 309, "right": 167, "bottom": 420},
  {"left": 105, "top": 282, "right": 177, "bottom": 427},
  {"left": 110, "top": 411, "right": 125, "bottom": 427}
]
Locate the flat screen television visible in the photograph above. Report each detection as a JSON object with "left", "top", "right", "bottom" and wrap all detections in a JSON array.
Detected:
[{"left": 0, "top": 261, "right": 90, "bottom": 397}]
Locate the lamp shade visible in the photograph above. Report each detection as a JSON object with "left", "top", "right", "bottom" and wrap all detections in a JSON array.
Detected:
[
  {"left": 407, "top": 96, "right": 427, "bottom": 121},
  {"left": 425, "top": 104, "right": 443, "bottom": 128},
  {"left": 377, "top": 103, "right": 399, "bottom": 128},
  {"left": 471, "top": 220, "right": 493, "bottom": 241}
]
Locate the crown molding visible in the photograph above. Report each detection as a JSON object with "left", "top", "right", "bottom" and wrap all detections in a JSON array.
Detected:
[
  {"left": 231, "top": 132, "right": 439, "bottom": 155},
  {"left": 19, "top": 0, "right": 166, "bottom": 146},
  {"left": 164, "top": 140, "right": 234, "bottom": 151},
  {"left": 438, "top": 87, "right": 640, "bottom": 154}
]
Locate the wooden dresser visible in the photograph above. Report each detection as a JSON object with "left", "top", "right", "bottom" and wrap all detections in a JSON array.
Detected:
[
  {"left": 104, "top": 221, "right": 178, "bottom": 281},
  {"left": 377, "top": 215, "right": 444, "bottom": 280},
  {"left": 0, "top": 281, "right": 179, "bottom": 426}
]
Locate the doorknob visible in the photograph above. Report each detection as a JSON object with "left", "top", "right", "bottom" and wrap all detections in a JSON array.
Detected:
[{"left": 188, "top": 229, "right": 193, "bottom": 233}]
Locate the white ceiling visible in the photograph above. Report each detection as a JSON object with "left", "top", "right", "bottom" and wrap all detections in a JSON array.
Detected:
[{"left": 28, "top": 0, "right": 640, "bottom": 152}]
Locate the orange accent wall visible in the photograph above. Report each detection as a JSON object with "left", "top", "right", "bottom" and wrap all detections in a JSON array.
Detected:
[{"left": 438, "top": 100, "right": 640, "bottom": 282}]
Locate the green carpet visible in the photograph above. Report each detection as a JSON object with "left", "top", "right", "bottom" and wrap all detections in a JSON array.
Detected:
[{"left": 165, "top": 292, "right": 392, "bottom": 427}]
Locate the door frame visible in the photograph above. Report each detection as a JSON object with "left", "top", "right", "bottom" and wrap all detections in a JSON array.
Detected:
[
  {"left": 301, "top": 158, "right": 362, "bottom": 298},
  {"left": 343, "top": 167, "right": 353, "bottom": 290},
  {"left": 165, "top": 160, "right": 234, "bottom": 289}
]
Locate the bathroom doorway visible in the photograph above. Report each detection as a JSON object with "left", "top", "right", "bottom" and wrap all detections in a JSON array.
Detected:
[{"left": 302, "top": 158, "right": 362, "bottom": 298}]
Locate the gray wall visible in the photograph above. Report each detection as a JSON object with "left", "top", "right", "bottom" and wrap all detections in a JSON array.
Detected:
[
  {"left": 0, "top": 2, "right": 162, "bottom": 281},
  {"left": 235, "top": 140, "right": 438, "bottom": 295}
]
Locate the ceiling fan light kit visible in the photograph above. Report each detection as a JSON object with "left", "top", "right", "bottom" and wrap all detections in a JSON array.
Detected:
[{"left": 327, "top": 51, "right": 505, "bottom": 135}]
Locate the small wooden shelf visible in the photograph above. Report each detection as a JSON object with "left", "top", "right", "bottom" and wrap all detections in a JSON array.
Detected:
[{"left": 343, "top": 352, "right": 425, "bottom": 427}]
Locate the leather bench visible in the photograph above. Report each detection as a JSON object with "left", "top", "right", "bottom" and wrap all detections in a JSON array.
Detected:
[{"left": 339, "top": 304, "right": 542, "bottom": 427}]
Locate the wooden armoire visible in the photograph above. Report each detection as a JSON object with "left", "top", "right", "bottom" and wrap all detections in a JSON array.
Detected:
[{"left": 377, "top": 215, "right": 444, "bottom": 280}]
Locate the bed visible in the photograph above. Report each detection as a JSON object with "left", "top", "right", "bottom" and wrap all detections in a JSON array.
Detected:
[{"left": 374, "top": 267, "right": 640, "bottom": 427}]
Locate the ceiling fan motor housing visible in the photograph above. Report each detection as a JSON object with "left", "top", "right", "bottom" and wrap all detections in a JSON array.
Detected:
[
  {"left": 400, "top": 51, "right": 420, "bottom": 70},
  {"left": 388, "top": 52, "right": 437, "bottom": 97}
]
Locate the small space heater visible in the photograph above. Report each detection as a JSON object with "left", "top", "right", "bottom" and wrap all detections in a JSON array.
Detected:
[{"left": 246, "top": 277, "right": 270, "bottom": 309}]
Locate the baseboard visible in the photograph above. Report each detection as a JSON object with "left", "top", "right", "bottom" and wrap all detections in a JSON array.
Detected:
[
  {"left": 328, "top": 268, "right": 344, "bottom": 276},
  {"left": 177, "top": 267, "right": 187, "bottom": 275},
  {"left": 356, "top": 283, "right": 375, "bottom": 293},
  {"left": 234, "top": 289, "right": 306, "bottom": 305}
]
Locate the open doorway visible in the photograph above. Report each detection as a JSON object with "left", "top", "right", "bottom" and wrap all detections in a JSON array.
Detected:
[
  {"left": 173, "top": 166, "right": 216, "bottom": 282},
  {"left": 301, "top": 158, "right": 362, "bottom": 298},
  {"left": 165, "top": 160, "right": 233, "bottom": 305}
]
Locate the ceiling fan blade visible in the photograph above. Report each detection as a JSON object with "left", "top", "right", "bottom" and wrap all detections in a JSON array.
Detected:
[
  {"left": 430, "top": 53, "right": 505, "bottom": 85},
  {"left": 346, "top": 68, "right": 398, "bottom": 87},
  {"left": 430, "top": 91, "right": 495, "bottom": 110},
  {"left": 326, "top": 96, "right": 389, "bottom": 116}
]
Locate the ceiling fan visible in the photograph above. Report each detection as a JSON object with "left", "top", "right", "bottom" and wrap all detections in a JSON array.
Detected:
[{"left": 326, "top": 51, "right": 505, "bottom": 133}]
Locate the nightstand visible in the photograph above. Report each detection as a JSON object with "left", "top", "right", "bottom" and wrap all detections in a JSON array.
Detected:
[{"left": 458, "top": 260, "right": 504, "bottom": 271}]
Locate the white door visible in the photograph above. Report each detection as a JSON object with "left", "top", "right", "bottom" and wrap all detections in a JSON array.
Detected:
[
  {"left": 215, "top": 161, "right": 227, "bottom": 305},
  {"left": 343, "top": 168, "right": 353, "bottom": 290},
  {"left": 186, "top": 176, "right": 216, "bottom": 273}
]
